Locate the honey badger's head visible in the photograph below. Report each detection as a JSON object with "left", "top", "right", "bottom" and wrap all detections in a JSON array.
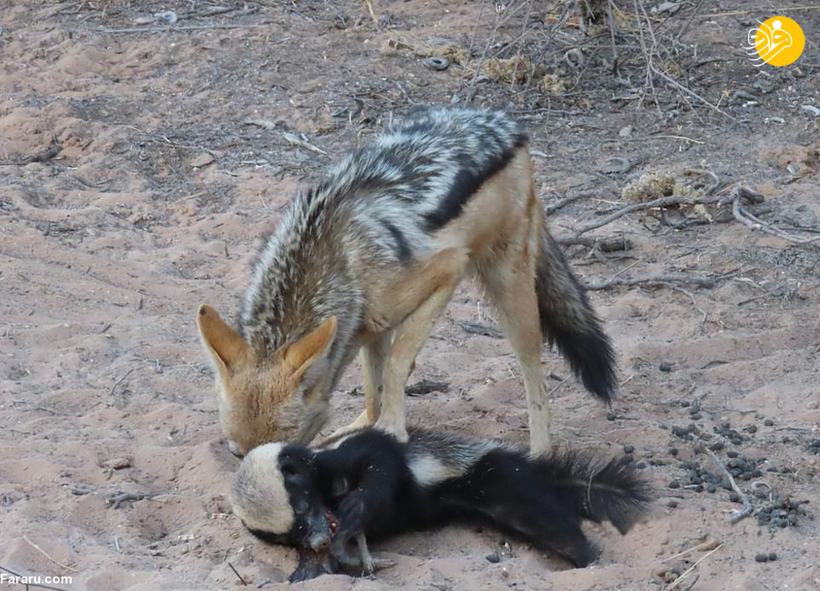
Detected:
[{"left": 231, "top": 442, "right": 337, "bottom": 552}]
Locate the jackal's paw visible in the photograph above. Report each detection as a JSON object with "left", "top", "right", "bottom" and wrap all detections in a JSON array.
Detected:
[
  {"left": 372, "top": 419, "right": 409, "bottom": 443},
  {"left": 329, "top": 415, "right": 371, "bottom": 441}
]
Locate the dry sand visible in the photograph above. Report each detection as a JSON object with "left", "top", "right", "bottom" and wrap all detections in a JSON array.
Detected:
[{"left": 1, "top": 1, "right": 819, "bottom": 590}]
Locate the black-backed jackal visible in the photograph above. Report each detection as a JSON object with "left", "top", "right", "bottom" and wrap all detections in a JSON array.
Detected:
[{"left": 196, "top": 105, "right": 616, "bottom": 457}]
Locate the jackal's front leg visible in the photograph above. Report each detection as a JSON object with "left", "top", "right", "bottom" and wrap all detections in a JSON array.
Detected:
[
  {"left": 374, "top": 247, "right": 469, "bottom": 441},
  {"left": 329, "top": 333, "right": 393, "bottom": 440}
]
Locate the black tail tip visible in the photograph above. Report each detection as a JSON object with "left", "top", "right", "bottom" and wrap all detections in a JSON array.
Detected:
[{"left": 550, "top": 322, "right": 617, "bottom": 403}]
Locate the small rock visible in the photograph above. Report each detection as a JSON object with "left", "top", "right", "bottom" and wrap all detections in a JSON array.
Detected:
[
  {"left": 746, "top": 425, "right": 758, "bottom": 434},
  {"left": 667, "top": 499, "right": 678, "bottom": 508},
  {"left": 423, "top": 57, "right": 450, "bottom": 71},
  {"left": 768, "top": 552, "right": 777, "bottom": 561},
  {"left": 103, "top": 457, "right": 132, "bottom": 470},
  {"left": 606, "top": 412, "right": 617, "bottom": 421},
  {"left": 154, "top": 10, "right": 178, "bottom": 25},
  {"left": 764, "top": 419, "right": 774, "bottom": 426},
  {"left": 486, "top": 552, "right": 500, "bottom": 563},
  {"left": 755, "top": 553, "right": 769, "bottom": 563},
  {"left": 669, "top": 480, "right": 681, "bottom": 489},
  {"left": 619, "top": 125, "right": 633, "bottom": 137},
  {"left": 707, "top": 483, "right": 717, "bottom": 493},
  {"left": 659, "top": 362, "right": 672, "bottom": 372},
  {"left": 623, "top": 445, "right": 635, "bottom": 454},
  {"left": 710, "top": 442, "right": 724, "bottom": 451},
  {"left": 191, "top": 153, "right": 215, "bottom": 168}
]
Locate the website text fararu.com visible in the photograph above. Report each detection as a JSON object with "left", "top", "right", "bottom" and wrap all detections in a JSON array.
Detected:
[{"left": 1, "top": 573, "right": 73, "bottom": 587}]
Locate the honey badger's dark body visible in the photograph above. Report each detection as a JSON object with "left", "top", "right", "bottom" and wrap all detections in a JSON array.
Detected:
[{"left": 241, "top": 428, "right": 649, "bottom": 571}]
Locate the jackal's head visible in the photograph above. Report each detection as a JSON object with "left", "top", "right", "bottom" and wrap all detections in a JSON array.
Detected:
[{"left": 196, "top": 304, "right": 337, "bottom": 457}]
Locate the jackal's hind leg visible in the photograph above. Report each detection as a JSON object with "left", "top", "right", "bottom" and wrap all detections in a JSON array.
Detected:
[{"left": 480, "top": 251, "right": 552, "bottom": 455}]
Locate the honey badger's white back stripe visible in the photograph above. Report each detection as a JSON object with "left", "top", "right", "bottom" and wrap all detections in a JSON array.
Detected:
[
  {"left": 231, "top": 442, "right": 294, "bottom": 534},
  {"left": 406, "top": 428, "right": 514, "bottom": 486}
]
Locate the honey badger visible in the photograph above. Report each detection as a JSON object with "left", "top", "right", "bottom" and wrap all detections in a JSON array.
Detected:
[{"left": 231, "top": 428, "right": 651, "bottom": 582}]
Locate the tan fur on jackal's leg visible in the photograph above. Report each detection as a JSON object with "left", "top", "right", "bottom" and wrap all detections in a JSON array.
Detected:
[
  {"left": 375, "top": 248, "right": 469, "bottom": 441},
  {"left": 329, "top": 332, "right": 393, "bottom": 439},
  {"left": 480, "top": 246, "right": 552, "bottom": 456}
]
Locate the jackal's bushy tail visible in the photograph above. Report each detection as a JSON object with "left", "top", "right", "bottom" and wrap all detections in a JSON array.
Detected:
[{"left": 535, "top": 226, "right": 617, "bottom": 401}]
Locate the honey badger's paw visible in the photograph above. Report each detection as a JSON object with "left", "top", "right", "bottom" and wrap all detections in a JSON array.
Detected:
[
  {"left": 331, "top": 493, "right": 367, "bottom": 561},
  {"left": 289, "top": 564, "right": 329, "bottom": 583},
  {"left": 289, "top": 551, "right": 339, "bottom": 583}
]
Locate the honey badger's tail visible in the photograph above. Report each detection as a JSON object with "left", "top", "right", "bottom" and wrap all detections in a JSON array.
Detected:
[
  {"left": 438, "top": 445, "right": 651, "bottom": 567},
  {"left": 535, "top": 223, "right": 617, "bottom": 402},
  {"left": 546, "top": 451, "right": 651, "bottom": 535}
]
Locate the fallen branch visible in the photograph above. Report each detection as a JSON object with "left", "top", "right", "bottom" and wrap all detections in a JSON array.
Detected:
[
  {"left": 96, "top": 23, "right": 270, "bottom": 34},
  {"left": 545, "top": 192, "right": 590, "bottom": 214},
  {"left": 574, "top": 194, "right": 722, "bottom": 235},
  {"left": 731, "top": 189, "right": 820, "bottom": 245},
  {"left": 708, "top": 450, "right": 753, "bottom": 522},
  {"left": 586, "top": 273, "right": 716, "bottom": 291}
]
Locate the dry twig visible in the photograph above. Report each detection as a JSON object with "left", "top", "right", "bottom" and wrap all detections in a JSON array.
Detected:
[
  {"left": 110, "top": 368, "right": 136, "bottom": 397},
  {"left": 663, "top": 282, "right": 709, "bottom": 324},
  {"left": 283, "top": 132, "right": 327, "bottom": 155},
  {"left": 665, "top": 543, "right": 723, "bottom": 590},
  {"left": 109, "top": 490, "right": 171, "bottom": 509},
  {"left": 363, "top": 0, "right": 380, "bottom": 28},
  {"left": 709, "top": 451, "right": 753, "bottom": 522},
  {"left": 459, "top": 321, "right": 503, "bottom": 339},
  {"left": 228, "top": 562, "right": 248, "bottom": 586},
  {"left": 23, "top": 537, "right": 79, "bottom": 573}
]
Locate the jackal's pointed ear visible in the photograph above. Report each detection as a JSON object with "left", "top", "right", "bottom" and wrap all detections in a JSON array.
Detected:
[
  {"left": 197, "top": 304, "right": 250, "bottom": 373},
  {"left": 284, "top": 316, "right": 337, "bottom": 379}
]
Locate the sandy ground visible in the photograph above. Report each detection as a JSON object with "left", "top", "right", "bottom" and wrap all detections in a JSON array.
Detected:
[{"left": 2, "top": 1, "right": 820, "bottom": 590}]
